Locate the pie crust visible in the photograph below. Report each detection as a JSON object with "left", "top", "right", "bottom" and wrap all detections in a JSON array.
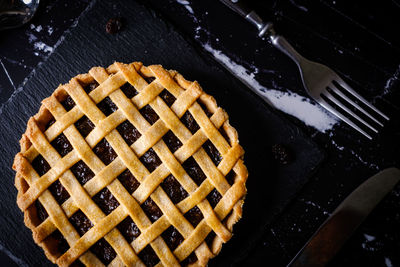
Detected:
[{"left": 13, "top": 62, "right": 248, "bottom": 266}]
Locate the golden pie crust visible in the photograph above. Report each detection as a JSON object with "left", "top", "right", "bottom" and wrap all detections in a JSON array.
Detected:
[{"left": 13, "top": 62, "right": 248, "bottom": 266}]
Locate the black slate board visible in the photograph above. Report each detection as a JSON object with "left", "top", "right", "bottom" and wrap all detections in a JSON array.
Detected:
[{"left": 0, "top": 0, "right": 324, "bottom": 266}]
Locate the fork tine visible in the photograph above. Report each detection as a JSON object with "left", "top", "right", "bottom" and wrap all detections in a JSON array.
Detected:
[
  {"left": 317, "top": 97, "right": 372, "bottom": 140},
  {"left": 328, "top": 83, "right": 384, "bottom": 127},
  {"left": 322, "top": 90, "right": 378, "bottom": 133},
  {"left": 335, "top": 77, "right": 389, "bottom": 120}
]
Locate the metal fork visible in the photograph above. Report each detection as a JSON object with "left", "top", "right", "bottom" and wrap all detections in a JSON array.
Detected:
[
  {"left": 269, "top": 30, "right": 389, "bottom": 139},
  {"left": 220, "top": 0, "right": 389, "bottom": 139}
]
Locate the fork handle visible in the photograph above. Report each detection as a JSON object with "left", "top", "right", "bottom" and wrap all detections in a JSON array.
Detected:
[
  {"left": 270, "top": 35, "right": 306, "bottom": 67},
  {"left": 219, "top": 0, "right": 274, "bottom": 37},
  {"left": 219, "top": 0, "right": 306, "bottom": 65}
]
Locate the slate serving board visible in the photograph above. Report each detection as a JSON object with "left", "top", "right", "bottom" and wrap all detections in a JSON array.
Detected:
[{"left": 0, "top": 0, "right": 324, "bottom": 266}]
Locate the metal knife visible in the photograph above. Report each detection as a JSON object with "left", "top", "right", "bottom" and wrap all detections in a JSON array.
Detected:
[{"left": 288, "top": 167, "right": 400, "bottom": 266}]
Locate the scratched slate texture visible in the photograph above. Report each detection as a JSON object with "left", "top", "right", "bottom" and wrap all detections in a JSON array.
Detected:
[{"left": 0, "top": 0, "right": 324, "bottom": 266}]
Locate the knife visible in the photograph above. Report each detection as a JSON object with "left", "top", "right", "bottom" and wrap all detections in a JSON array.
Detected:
[{"left": 288, "top": 167, "right": 400, "bottom": 266}]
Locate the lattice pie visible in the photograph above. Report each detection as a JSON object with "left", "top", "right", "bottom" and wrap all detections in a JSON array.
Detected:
[{"left": 13, "top": 62, "right": 248, "bottom": 266}]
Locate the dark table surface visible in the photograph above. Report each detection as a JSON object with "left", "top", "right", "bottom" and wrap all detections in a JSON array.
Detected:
[{"left": 1, "top": 0, "right": 400, "bottom": 266}]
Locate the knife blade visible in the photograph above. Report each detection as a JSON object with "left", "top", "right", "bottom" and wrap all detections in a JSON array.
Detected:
[{"left": 288, "top": 167, "right": 400, "bottom": 267}]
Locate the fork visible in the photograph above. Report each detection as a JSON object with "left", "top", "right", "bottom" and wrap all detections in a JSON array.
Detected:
[{"left": 219, "top": 0, "right": 389, "bottom": 139}]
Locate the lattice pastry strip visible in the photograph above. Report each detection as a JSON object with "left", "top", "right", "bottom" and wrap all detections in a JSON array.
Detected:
[
  {"left": 13, "top": 62, "right": 248, "bottom": 267},
  {"left": 62, "top": 67, "right": 211, "bottom": 266},
  {"left": 86, "top": 65, "right": 216, "bottom": 263},
  {"left": 27, "top": 117, "right": 141, "bottom": 266},
  {"left": 101, "top": 64, "right": 238, "bottom": 250},
  {"left": 18, "top": 62, "right": 234, "bottom": 266},
  {"left": 52, "top": 76, "right": 177, "bottom": 265},
  {"left": 16, "top": 83, "right": 172, "bottom": 266}
]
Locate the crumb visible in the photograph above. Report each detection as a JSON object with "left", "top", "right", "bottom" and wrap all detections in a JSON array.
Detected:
[
  {"left": 271, "top": 144, "right": 293, "bottom": 164},
  {"left": 106, "top": 17, "right": 123, "bottom": 34}
]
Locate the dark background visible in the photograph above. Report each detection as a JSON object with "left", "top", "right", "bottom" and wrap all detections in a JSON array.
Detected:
[{"left": 1, "top": 0, "right": 399, "bottom": 266}]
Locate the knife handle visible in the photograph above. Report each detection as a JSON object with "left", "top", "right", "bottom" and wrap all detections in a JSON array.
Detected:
[{"left": 219, "top": 0, "right": 274, "bottom": 37}]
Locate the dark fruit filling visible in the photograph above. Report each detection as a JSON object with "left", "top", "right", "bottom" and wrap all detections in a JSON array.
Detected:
[
  {"left": 47, "top": 230, "right": 70, "bottom": 255},
  {"left": 207, "top": 189, "right": 223, "bottom": 208},
  {"left": 161, "top": 175, "right": 189, "bottom": 204},
  {"left": 163, "top": 131, "right": 182, "bottom": 153},
  {"left": 202, "top": 140, "right": 222, "bottom": 166},
  {"left": 61, "top": 95, "right": 76, "bottom": 111},
  {"left": 75, "top": 116, "right": 95, "bottom": 138},
  {"left": 32, "top": 154, "right": 50, "bottom": 177},
  {"left": 162, "top": 226, "right": 184, "bottom": 251},
  {"left": 141, "top": 198, "right": 163, "bottom": 223},
  {"left": 181, "top": 252, "right": 198, "bottom": 266},
  {"left": 117, "top": 217, "right": 141, "bottom": 243},
  {"left": 140, "top": 148, "right": 161, "bottom": 172},
  {"left": 138, "top": 245, "right": 159, "bottom": 267},
  {"left": 181, "top": 111, "right": 199, "bottom": 134},
  {"left": 93, "top": 139, "right": 117, "bottom": 165},
  {"left": 118, "top": 169, "right": 140, "bottom": 194},
  {"left": 51, "top": 133, "right": 73, "bottom": 157},
  {"left": 117, "top": 120, "right": 141, "bottom": 146},
  {"left": 90, "top": 238, "right": 117, "bottom": 265},
  {"left": 159, "top": 89, "right": 176, "bottom": 107},
  {"left": 69, "top": 210, "right": 93, "bottom": 236},
  {"left": 120, "top": 82, "right": 138, "bottom": 98},
  {"left": 32, "top": 82, "right": 228, "bottom": 265},
  {"left": 97, "top": 97, "right": 118, "bottom": 116},
  {"left": 35, "top": 200, "right": 48, "bottom": 221},
  {"left": 48, "top": 180, "right": 70, "bottom": 205},
  {"left": 93, "top": 188, "right": 120, "bottom": 215},
  {"left": 182, "top": 157, "right": 206, "bottom": 186},
  {"left": 140, "top": 105, "right": 159, "bottom": 125},
  {"left": 70, "top": 161, "right": 95, "bottom": 186},
  {"left": 184, "top": 206, "right": 204, "bottom": 227}
]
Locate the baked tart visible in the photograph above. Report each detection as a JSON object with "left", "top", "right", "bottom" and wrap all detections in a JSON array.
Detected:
[{"left": 13, "top": 62, "right": 248, "bottom": 266}]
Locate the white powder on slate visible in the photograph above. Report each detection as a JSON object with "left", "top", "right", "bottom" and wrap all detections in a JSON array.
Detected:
[
  {"left": 301, "top": 199, "right": 330, "bottom": 215},
  {"left": 383, "top": 64, "right": 400, "bottom": 95},
  {"left": 331, "top": 139, "right": 345, "bottom": 151},
  {"left": 47, "top": 26, "right": 54, "bottom": 35},
  {"left": 349, "top": 149, "right": 379, "bottom": 170},
  {"left": 30, "top": 24, "right": 43, "bottom": 32},
  {"left": 364, "top": 233, "right": 376, "bottom": 242},
  {"left": 176, "top": 0, "right": 194, "bottom": 14},
  {"left": 385, "top": 257, "right": 394, "bottom": 267},
  {"left": 361, "top": 233, "right": 379, "bottom": 252},
  {"left": 203, "top": 43, "right": 338, "bottom": 132},
  {"left": 26, "top": 27, "right": 54, "bottom": 55},
  {"left": 33, "top": 42, "right": 54, "bottom": 53},
  {"left": 289, "top": 0, "right": 309, "bottom": 12},
  {"left": 27, "top": 33, "right": 37, "bottom": 43}
]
